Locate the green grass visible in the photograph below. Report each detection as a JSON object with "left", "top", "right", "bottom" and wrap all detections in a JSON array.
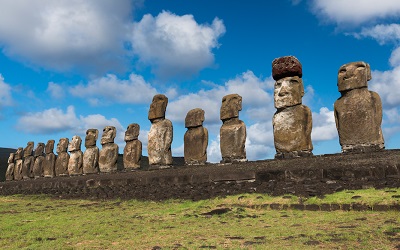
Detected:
[{"left": 1, "top": 188, "right": 400, "bottom": 249}]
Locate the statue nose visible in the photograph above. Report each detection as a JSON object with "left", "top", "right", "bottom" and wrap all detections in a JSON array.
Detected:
[{"left": 279, "top": 85, "right": 289, "bottom": 96}]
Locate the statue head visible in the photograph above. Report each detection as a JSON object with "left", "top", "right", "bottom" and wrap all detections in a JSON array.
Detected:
[
  {"left": 85, "top": 129, "right": 99, "bottom": 148},
  {"left": 68, "top": 135, "right": 82, "bottom": 152},
  {"left": 124, "top": 123, "right": 140, "bottom": 142},
  {"left": 148, "top": 94, "right": 168, "bottom": 121},
  {"left": 338, "top": 61, "right": 371, "bottom": 92},
  {"left": 274, "top": 76, "right": 304, "bottom": 109},
  {"left": 101, "top": 126, "right": 116, "bottom": 145},
  {"left": 34, "top": 143, "right": 45, "bottom": 157},
  {"left": 23, "top": 141, "right": 34, "bottom": 157},
  {"left": 8, "top": 153, "right": 15, "bottom": 164},
  {"left": 220, "top": 94, "right": 242, "bottom": 121},
  {"left": 15, "top": 147, "right": 24, "bottom": 160},
  {"left": 45, "top": 140, "right": 55, "bottom": 154},
  {"left": 272, "top": 56, "right": 304, "bottom": 109},
  {"left": 56, "top": 138, "right": 69, "bottom": 154},
  {"left": 185, "top": 108, "right": 205, "bottom": 128}
]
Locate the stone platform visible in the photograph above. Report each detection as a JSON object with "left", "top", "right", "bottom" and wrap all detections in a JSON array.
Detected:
[{"left": 1, "top": 150, "right": 400, "bottom": 201}]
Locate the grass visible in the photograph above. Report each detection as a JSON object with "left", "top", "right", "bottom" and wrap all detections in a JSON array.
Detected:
[{"left": 0, "top": 188, "right": 399, "bottom": 249}]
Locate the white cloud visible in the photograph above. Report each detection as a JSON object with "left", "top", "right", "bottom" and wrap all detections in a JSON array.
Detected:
[
  {"left": 207, "top": 137, "right": 221, "bottom": 163},
  {"left": 246, "top": 122, "right": 275, "bottom": 160},
  {"left": 352, "top": 24, "right": 400, "bottom": 45},
  {"left": 16, "top": 106, "right": 125, "bottom": 144},
  {"left": 0, "top": 0, "right": 133, "bottom": 73},
  {"left": 311, "top": 0, "right": 400, "bottom": 26},
  {"left": 168, "top": 71, "right": 274, "bottom": 125},
  {"left": 0, "top": 74, "right": 12, "bottom": 106},
  {"left": 70, "top": 73, "right": 158, "bottom": 105},
  {"left": 46, "top": 82, "right": 65, "bottom": 99},
  {"left": 130, "top": 10, "right": 226, "bottom": 78},
  {"left": 370, "top": 54, "right": 400, "bottom": 108},
  {"left": 311, "top": 107, "right": 337, "bottom": 141},
  {"left": 16, "top": 106, "right": 79, "bottom": 134}
]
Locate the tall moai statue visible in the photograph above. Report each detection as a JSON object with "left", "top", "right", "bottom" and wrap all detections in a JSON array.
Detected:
[
  {"left": 68, "top": 135, "right": 83, "bottom": 175},
  {"left": 220, "top": 94, "right": 247, "bottom": 163},
  {"left": 334, "top": 61, "right": 384, "bottom": 152},
  {"left": 43, "top": 140, "right": 56, "bottom": 178},
  {"left": 272, "top": 56, "right": 313, "bottom": 159},
  {"left": 13, "top": 147, "right": 24, "bottom": 180},
  {"left": 123, "top": 123, "right": 142, "bottom": 170},
  {"left": 55, "top": 138, "right": 69, "bottom": 176},
  {"left": 184, "top": 108, "right": 208, "bottom": 165},
  {"left": 83, "top": 129, "right": 100, "bottom": 174},
  {"left": 5, "top": 153, "right": 15, "bottom": 181},
  {"left": 32, "top": 143, "right": 45, "bottom": 178},
  {"left": 22, "top": 141, "right": 34, "bottom": 179},
  {"left": 148, "top": 94, "right": 173, "bottom": 169},
  {"left": 99, "top": 126, "right": 119, "bottom": 172}
]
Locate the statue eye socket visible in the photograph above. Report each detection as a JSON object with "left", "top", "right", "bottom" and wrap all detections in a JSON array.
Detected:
[{"left": 275, "top": 82, "right": 281, "bottom": 87}]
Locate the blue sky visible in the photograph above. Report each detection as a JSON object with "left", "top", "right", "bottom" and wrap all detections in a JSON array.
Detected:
[{"left": 1, "top": 0, "right": 400, "bottom": 162}]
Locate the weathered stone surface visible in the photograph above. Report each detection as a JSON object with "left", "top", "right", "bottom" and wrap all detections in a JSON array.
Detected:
[
  {"left": 55, "top": 138, "right": 69, "bottom": 176},
  {"left": 83, "top": 147, "right": 99, "bottom": 174},
  {"left": 220, "top": 94, "right": 242, "bottom": 121},
  {"left": 32, "top": 143, "right": 45, "bottom": 178},
  {"left": 220, "top": 94, "right": 246, "bottom": 163},
  {"left": 13, "top": 147, "right": 23, "bottom": 180},
  {"left": 68, "top": 136, "right": 83, "bottom": 175},
  {"left": 85, "top": 128, "right": 98, "bottom": 147},
  {"left": 124, "top": 123, "right": 142, "bottom": 170},
  {"left": 272, "top": 56, "right": 313, "bottom": 158},
  {"left": 43, "top": 140, "right": 56, "bottom": 178},
  {"left": 23, "top": 141, "right": 34, "bottom": 157},
  {"left": 334, "top": 61, "right": 384, "bottom": 153},
  {"left": 184, "top": 108, "right": 208, "bottom": 165},
  {"left": 99, "top": 143, "right": 119, "bottom": 172},
  {"left": 184, "top": 126, "right": 208, "bottom": 165},
  {"left": 99, "top": 126, "right": 118, "bottom": 172},
  {"left": 273, "top": 105, "right": 313, "bottom": 158},
  {"left": 272, "top": 55, "right": 302, "bottom": 80},
  {"left": 124, "top": 140, "right": 142, "bottom": 169},
  {"left": 5, "top": 153, "right": 15, "bottom": 181},
  {"left": 148, "top": 94, "right": 173, "bottom": 169},
  {"left": 148, "top": 119, "right": 173, "bottom": 167},
  {"left": 124, "top": 123, "right": 140, "bottom": 141},
  {"left": 220, "top": 118, "right": 246, "bottom": 163},
  {"left": 22, "top": 141, "right": 34, "bottom": 179},
  {"left": 83, "top": 129, "right": 99, "bottom": 174},
  {"left": 185, "top": 108, "right": 205, "bottom": 128},
  {"left": 148, "top": 94, "right": 168, "bottom": 121}
]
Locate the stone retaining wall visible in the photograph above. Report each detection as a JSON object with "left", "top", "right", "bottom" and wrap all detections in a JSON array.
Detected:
[{"left": 1, "top": 150, "right": 400, "bottom": 201}]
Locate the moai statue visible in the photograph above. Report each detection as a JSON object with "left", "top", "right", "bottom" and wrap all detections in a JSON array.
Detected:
[
  {"left": 55, "top": 138, "right": 70, "bottom": 176},
  {"left": 5, "top": 153, "right": 15, "bottom": 181},
  {"left": 43, "top": 140, "right": 56, "bottom": 178},
  {"left": 83, "top": 129, "right": 99, "bottom": 174},
  {"left": 32, "top": 143, "right": 45, "bottom": 178},
  {"left": 148, "top": 94, "right": 173, "bottom": 169},
  {"left": 68, "top": 135, "right": 83, "bottom": 175},
  {"left": 184, "top": 108, "right": 208, "bottom": 165},
  {"left": 22, "top": 141, "right": 34, "bottom": 179},
  {"left": 13, "top": 147, "right": 24, "bottom": 180},
  {"left": 99, "top": 126, "right": 119, "bottom": 173},
  {"left": 123, "top": 123, "right": 142, "bottom": 170},
  {"left": 272, "top": 56, "right": 313, "bottom": 159},
  {"left": 334, "top": 61, "right": 384, "bottom": 152},
  {"left": 220, "top": 94, "right": 247, "bottom": 163}
]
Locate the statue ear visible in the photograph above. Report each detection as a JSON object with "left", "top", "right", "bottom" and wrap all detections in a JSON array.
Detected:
[{"left": 366, "top": 63, "right": 372, "bottom": 81}]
